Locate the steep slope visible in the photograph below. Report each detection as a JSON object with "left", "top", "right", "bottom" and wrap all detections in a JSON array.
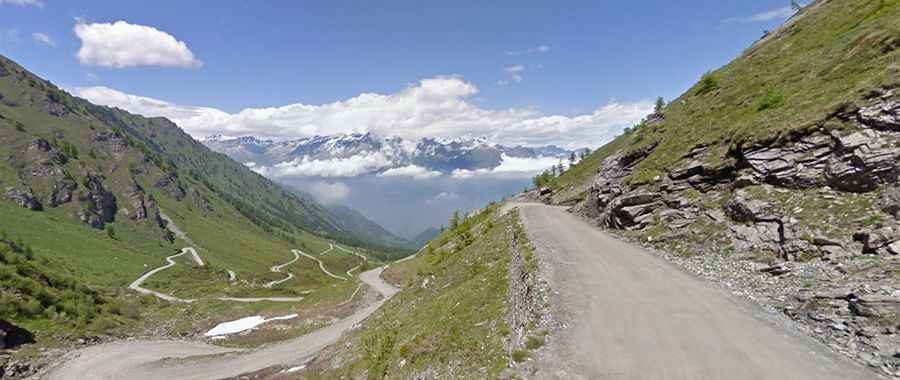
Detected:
[
  {"left": 0, "top": 53, "right": 403, "bottom": 376},
  {"left": 408, "top": 227, "right": 440, "bottom": 248},
  {"left": 326, "top": 204, "right": 414, "bottom": 250},
  {"left": 539, "top": 0, "right": 900, "bottom": 374},
  {"left": 263, "top": 204, "right": 547, "bottom": 379}
]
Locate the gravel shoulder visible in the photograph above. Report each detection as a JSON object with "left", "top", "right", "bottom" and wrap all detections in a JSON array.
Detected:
[{"left": 514, "top": 202, "right": 876, "bottom": 380}]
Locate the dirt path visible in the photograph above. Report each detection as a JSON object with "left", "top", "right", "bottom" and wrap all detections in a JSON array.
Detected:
[
  {"left": 514, "top": 202, "right": 876, "bottom": 380},
  {"left": 128, "top": 248, "right": 200, "bottom": 303},
  {"left": 129, "top": 248, "right": 305, "bottom": 303},
  {"left": 263, "top": 250, "right": 301, "bottom": 288},
  {"left": 45, "top": 266, "right": 398, "bottom": 380},
  {"left": 296, "top": 249, "right": 347, "bottom": 281}
]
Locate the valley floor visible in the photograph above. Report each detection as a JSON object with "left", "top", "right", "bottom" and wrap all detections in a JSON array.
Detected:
[
  {"left": 514, "top": 202, "right": 876, "bottom": 379},
  {"left": 42, "top": 266, "right": 398, "bottom": 380}
]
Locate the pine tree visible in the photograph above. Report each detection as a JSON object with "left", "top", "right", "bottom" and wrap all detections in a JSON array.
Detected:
[
  {"left": 654, "top": 96, "right": 666, "bottom": 114},
  {"left": 450, "top": 211, "right": 460, "bottom": 230}
]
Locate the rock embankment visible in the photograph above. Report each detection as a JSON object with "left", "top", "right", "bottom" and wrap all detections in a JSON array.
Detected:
[{"left": 563, "top": 88, "right": 900, "bottom": 377}]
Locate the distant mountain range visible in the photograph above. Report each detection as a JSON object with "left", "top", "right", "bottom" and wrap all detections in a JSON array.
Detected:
[{"left": 201, "top": 133, "right": 584, "bottom": 176}]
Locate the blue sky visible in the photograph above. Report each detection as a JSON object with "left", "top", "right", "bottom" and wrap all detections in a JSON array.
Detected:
[{"left": 0, "top": 0, "right": 799, "bottom": 147}]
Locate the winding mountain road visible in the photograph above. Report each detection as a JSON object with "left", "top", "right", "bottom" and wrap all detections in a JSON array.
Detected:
[
  {"left": 296, "top": 248, "right": 347, "bottom": 281},
  {"left": 263, "top": 250, "right": 301, "bottom": 288},
  {"left": 129, "top": 248, "right": 306, "bottom": 303},
  {"left": 45, "top": 266, "right": 398, "bottom": 380},
  {"left": 514, "top": 203, "right": 875, "bottom": 379}
]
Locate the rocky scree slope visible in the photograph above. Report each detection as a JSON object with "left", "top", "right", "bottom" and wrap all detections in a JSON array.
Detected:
[{"left": 536, "top": 0, "right": 900, "bottom": 377}]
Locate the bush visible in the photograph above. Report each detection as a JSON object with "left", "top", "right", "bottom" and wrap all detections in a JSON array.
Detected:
[
  {"left": 695, "top": 72, "right": 719, "bottom": 95},
  {"left": 756, "top": 89, "right": 785, "bottom": 111},
  {"left": 512, "top": 350, "right": 530, "bottom": 363},
  {"left": 525, "top": 336, "right": 545, "bottom": 349}
]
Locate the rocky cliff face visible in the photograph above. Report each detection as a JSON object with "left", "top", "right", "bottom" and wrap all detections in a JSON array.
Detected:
[{"left": 564, "top": 89, "right": 900, "bottom": 375}]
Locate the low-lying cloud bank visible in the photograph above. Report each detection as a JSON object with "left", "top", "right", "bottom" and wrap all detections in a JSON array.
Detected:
[
  {"left": 246, "top": 154, "right": 565, "bottom": 180},
  {"left": 75, "top": 77, "right": 651, "bottom": 149}
]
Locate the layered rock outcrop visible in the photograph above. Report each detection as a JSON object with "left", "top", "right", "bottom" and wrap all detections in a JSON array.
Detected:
[
  {"left": 574, "top": 90, "right": 900, "bottom": 375},
  {"left": 77, "top": 174, "right": 117, "bottom": 229}
]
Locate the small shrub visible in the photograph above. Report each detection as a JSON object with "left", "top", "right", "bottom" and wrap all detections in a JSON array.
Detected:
[
  {"left": 756, "top": 89, "right": 785, "bottom": 111},
  {"left": 695, "top": 72, "right": 719, "bottom": 96},
  {"left": 525, "top": 336, "right": 545, "bottom": 350},
  {"left": 512, "top": 350, "right": 530, "bottom": 363}
]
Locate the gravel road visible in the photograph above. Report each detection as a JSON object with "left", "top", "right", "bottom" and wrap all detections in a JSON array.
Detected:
[
  {"left": 44, "top": 266, "right": 398, "bottom": 380},
  {"left": 515, "top": 203, "right": 876, "bottom": 380}
]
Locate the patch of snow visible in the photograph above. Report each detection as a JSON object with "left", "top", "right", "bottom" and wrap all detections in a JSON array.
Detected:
[
  {"left": 203, "top": 314, "right": 299, "bottom": 337},
  {"left": 285, "top": 364, "right": 307, "bottom": 373}
]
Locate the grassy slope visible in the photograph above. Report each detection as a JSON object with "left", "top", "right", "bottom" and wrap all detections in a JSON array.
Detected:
[
  {"left": 551, "top": 0, "right": 900, "bottom": 193},
  {"left": 0, "top": 54, "right": 393, "bottom": 349},
  {"left": 300, "top": 204, "right": 523, "bottom": 379}
]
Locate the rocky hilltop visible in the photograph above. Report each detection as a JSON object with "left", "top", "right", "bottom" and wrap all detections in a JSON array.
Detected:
[{"left": 535, "top": 0, "right": 900, "bottom": 376}]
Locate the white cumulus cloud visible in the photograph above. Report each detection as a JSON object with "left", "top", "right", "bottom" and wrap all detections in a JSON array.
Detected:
[
  {"left": 263, "top": 153, "right": 395, "bottom": 178},
  {"left": 74, "top": 20, "right": 201, "bottom": 68},
  {"left": 0, "top": 0, "right": 42, "bottom": 7},
  {"left": 725, "top": 6, "right": 797, "bottom": 23},
  {"left": 32, "top": 32, "right": 54, "bottom": 47},
  {"left": 449, "top": 154, "right": 564, "bottom": 180},
  {"left": 379, "top": 165, "right": 442, "bottom": 180},
  {"left": 306, "top": 181, "right": 350, "bottom": 204},
  {"left": 426, "top": 192, "right": 460, "bottom": 204},
  {"left": 506, "top": 45, "right": 549, "bottom": 56},
  {"left": 74, "top": 78, "right": 652, "bottom": 149}
]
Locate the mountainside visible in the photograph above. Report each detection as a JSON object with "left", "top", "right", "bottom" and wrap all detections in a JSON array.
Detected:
[
  {"left": 0, "top": 52, "right": 410, "bottom": 374},
  {"left": 409, "top": 227, "right": 441, "bottom": 248},
  {"left": 326, "top": 204, "right": 414, "bottom": 250},
  {"left": 537, "top": 0, "right": 900, "bottom": 373},
  {"left": 202, "top": 133, "right": 581, "bottom": 176}
]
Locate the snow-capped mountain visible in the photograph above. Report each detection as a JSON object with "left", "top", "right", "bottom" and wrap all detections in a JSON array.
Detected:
[{"left": 201, "top": 133, "right": 582, "bottom": 177}]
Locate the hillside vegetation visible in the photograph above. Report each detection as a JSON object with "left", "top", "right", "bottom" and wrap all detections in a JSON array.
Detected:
[
  {"left": 291, "top": 204, "right": 545, "bottom": 379},
  {"left": 549, "top": 0, "right": 900, "bottom": 196},
  {"left": 0, "top": 53, "right": 404, "bottom": 367}
]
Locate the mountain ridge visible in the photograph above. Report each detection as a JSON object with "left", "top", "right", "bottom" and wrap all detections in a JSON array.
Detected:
[{"left": 201, "top": 132, "right": 584, "bottom": 176}]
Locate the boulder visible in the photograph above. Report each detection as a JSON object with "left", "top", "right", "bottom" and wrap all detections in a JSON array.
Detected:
[
  {"left": 154, "top": 174, "right": 186, "bottom": 201},
  {"left": 0, "top": 320, "right": 33, "bottom": 349},
  {"left": 48, "top": 177, "right": 77, "bottom": 207},
  {"left": 825, "top": 129, "right": 900, "bottom": 192},
  {"left": 128, "top": 179, "right": 148, "bottom": 220},
  {"left": 878, "top": 185, "right": 900, "bottom": 218},
  {"left": 723, "top": 190, "right": 778, "bottom": 223},
  {"left": 857, "top": 97, "right": 900, "bottom": 131},
  {"left": 849, "top": 295, "right": 900, "bottom": 319},
  {"left": 78, "top": 175, "right": 117, "bottom": 229},
  {"left": 888, "top": 241, "right": 900, "bottom": 255},
  {"left": 5, "top": 187, "right": 42, "bottom": 211},
  {"left": 742, "top": 133, "right": 833, "bottom": 188},
  {"left": 853, "top": 229, "right": 896, "bottom": 254},
  {"left": 730, "top": 222, "right": 782, "bottom": 254},
  {"left": 538, "top": 187, "right": 551, "bottom": 196},
  {"left": 598, "top": 192, "right": 663, "bottom": 229},
  {"left": 93, "top": 132, "right": 129, "bottom": 153}
]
